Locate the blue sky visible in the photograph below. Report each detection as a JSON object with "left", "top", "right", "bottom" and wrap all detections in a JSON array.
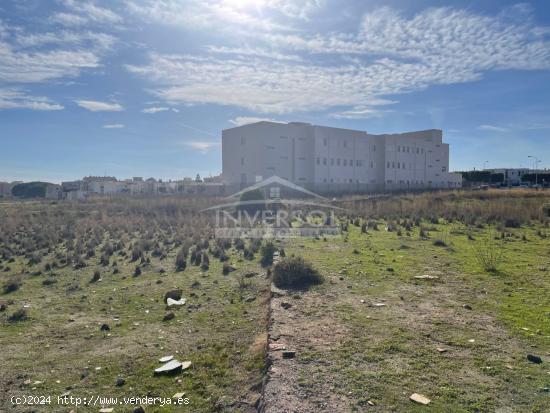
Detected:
[{"left": 1, "top": 0, "right": 550, "bottom": 182}]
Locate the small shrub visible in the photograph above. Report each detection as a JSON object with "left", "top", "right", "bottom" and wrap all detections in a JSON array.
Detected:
[
  {"left": 9, "top": 308, "right": 28, "bottom": 322},
  {"left": 175, "top": 249, "right": 187, "bottom": 271},
  {"left": 473, "top": 231, "right": 503, "bottom": 273},
  {"left": 222, "top": 262, "right": 235, "bottom": 275},
  {"left": 90, "top": 270, "right": 101, "bottom": 283},
  {"left": 133, "top": 266, "right": 142, "bottom": 277},
  {"left": 260, "top": 242, "right": 276, "bottom": 267},
  {"left": 3, "top": 277, "right": 21, "bottom": 294},
  {"left": 272, "top": 256, "right": 323, "bottom": 290},
  {"left": 433, "top": 239, "right": 446, "bottom": 247},
  {"left": 200, "top": 253, "right": 210, "bottom": 271}
]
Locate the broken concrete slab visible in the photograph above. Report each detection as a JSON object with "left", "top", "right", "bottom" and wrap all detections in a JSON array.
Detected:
[
  {"left": 164, "top": 289, "right": 182, "bottom": 303},
  {"left": 410, "top": 393, "right": 431, "bottom": 405},
  {"left": 167, "top": 297, "right": 186, "bottom": 307},
  {"left": 154, "top": 360, "right": 182, "bottom": 376},
  {"left": 414, "top": 275, "right": 439, "bottom": 280}
]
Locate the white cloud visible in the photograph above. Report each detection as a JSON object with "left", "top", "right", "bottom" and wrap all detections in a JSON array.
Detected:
[
  {"left": 184, "top": 141, "right": 220, "bottom": 153},
  {"left": 126, "top": 0, "right": 293, "bottom": 32},
  {"left": 478, "top": 124, "right": 509, "bottom": 132},
  {"left": 50, "top": 12, "right": 88, "bottom": 26},
  {"left": 0, "top": 18, "right": 115, "bottom": 83},
  {"left": 76, "top": 100, "right": 124, "bottom": 112},
  {"left": 59, "top": 0, "right": 122, "bottom": 25},
  {"left": 229, "top": 116, "right": 284, "bottom": 126},
  {"left": 0, "top": 88, "right": 64, "bottom": 111},
  {"left": 330, "top": 105, "right": 392, "bottom": 120},
  {"left": 103, "top": 123, "right": 125, "bottom": 128},
  {"left": 142, "top": 106, "right": 179, "bottom": 114},
  {"left": 127, "top": 6, "right": 550, "bottom": 115}
]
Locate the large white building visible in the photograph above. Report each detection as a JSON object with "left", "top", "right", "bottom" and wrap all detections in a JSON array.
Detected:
[{"left": 222, "top": 121, "right": 462, "bottom": 193}]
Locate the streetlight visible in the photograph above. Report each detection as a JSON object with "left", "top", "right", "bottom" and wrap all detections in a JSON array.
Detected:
[{"left": 528, "top": 155, "right": 541, "bottom": 186}]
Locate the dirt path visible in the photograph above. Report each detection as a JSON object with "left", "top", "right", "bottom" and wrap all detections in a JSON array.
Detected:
[{"left": 260, "top": 265, "right": 549, "bottom": 412}]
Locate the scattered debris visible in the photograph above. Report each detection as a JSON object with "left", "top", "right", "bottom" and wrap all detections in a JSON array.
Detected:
[
  {"left": 100, "top": 323, "right": 110, "bottom": 332},
  {"left": 167, "top": 297, "right": 186, "bottom": 307},
  {"left": 173, "top": 392, "right": 185, "bottom": 399},
  {"left": 527, "top": 354, "right": 543, "bottom": 364},
  {"left": 244, "top": 295, "right": 256, "bottom": 302},
  {"left": 414, "top": 274, "right": 439, "bottom": 280},
  {"left": 462, "top": 304, "right": 473, "bottom": 310},
  {"left": 164, "top": 289, "right": 182, "bottom": 303},
  {"left": 133, "top": 407, "right": 145, "bottom": 413},
  {"left": 280, "top": 302, "right": 292, "bottom": 309},
  {"left": 436, "top": 347, "right": 447, "bottom": 353},
  {"left": 269, "top": 343, "right": 286, "bottom": 351},
  {"left": 468, "top": 339, "right": 475, "bottom": 343},
  {"left": 282, "top": 351, "right": 296, "bottom": 359},
  {"left": 154, "top": 359, "right": 192, "bottom": 376},
  {"left": 159, "top": 355, "right": 174, "bottom": 363},
  {"left": 370, "top": 303, "right": 386, "bottom": 307},
  {"left": 99, "top": 408, "right": 114, "bottom": 413},
  {"left": 154, "top": 360, "right": 183, "bottom": 376},
  {"left": 115, "top": 377, "right": 125, "bottom": 387},
  {"left": 367, "top": 400, "right": 375, "bottom": 406},
  {"left": 410, "top": 393, "right": 431, "bottom": 405}
]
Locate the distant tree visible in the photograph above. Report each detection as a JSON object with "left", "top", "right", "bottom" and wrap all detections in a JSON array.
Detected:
[
  {"left": 237, "top": 189, "right": 265, "bottom": 217},
  {"left": 195, "top": 174, "right": 202, "bottom": 182},
  {"left": 11, "top": 182, "right": 50, "bottom": 198}
]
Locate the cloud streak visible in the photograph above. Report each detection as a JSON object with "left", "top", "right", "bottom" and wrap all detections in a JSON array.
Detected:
[{"left": 76, "top": 100, "right": 124, "bottom": 112}]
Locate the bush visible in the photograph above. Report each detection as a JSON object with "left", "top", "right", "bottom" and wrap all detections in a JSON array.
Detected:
[
  {"left": 175, "top": 249, "right": 187, "bottom": 271},
  {"left": 3, "top": 277, "right": 21, "bottom": 294},
  {"left": 200, "top": 253, "right": 210, "bottom": 271},
  {"left": 9, "top": 308, "right": 28, "bottom": 322},
  {"left": 260, "top": 242, "right": 276, "bottom": 267},
  {"left": 133, "top": 266, "right": 142, "bottom": 277},
  {"left": 473, "top": 231, "right": 503, "bottom": 273},
  {"left": 90, "top": 270, "right": 101, "bottom": 283},
  {"left": 272, "top": 256, "right": 322, "bottom": 290}
]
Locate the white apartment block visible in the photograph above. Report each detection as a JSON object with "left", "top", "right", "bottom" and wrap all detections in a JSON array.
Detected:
[{"left": 222, "top": 121, "right": 462, "bottom": 193}]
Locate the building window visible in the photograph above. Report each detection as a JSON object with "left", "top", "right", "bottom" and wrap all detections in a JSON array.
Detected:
[
  {"left": 349, "top": 159, "right": 353, "bottom": 166},
  {"left": 241, "top": 137, "right": 246, "bottom": 145},
  {"left": 387, "top": 161, "right": 390, "bottom": 168},
  {"left": 241, "top": 157, "right": 245, "bottom": 165},
  {"left": 316, "top": 157, "right": 320, "bottom": 165},
  {"left": 373, "top": 145, "right": 376, "bottom": 151},
  {"left": 299, "top": 157, "right": 306, "bottom": 161},
  {"left": 442, "top": 166, "right": 447, "bottom": 172},
  {"left": 331, "top": 158, "right": 334, "bottom": 166},
  {"left": 397, "top": 145, "right": 400, "bottom": 152},
  {"left": 266, "top": 145, "right": 275, "bottom": 150},
  {"left": 280, "top": 155, "right": 288, "bottom": 160},
  {"left": 343, "top": 141, "right": 347, "bottom": 148},
  {"left": 337, "top": 158, "right": 340, "bottom": 166},
  {"left": 323, "top": 138, "right": 328, "bottom": 146},
  {"left": 343, "top": 159, "right": 347, "bottom": 166},
  {"left": 270, "top": 187, "right": 280, "bottom": 198},
  {"left": 323, "top": 178, "right": 327, "bottom": 183},
  {"left": 323, "top": 158, "right": 327, "bottom": 165},
  {"left": 392, "top": 162, "right": 395, "bottom": 168},
  {"left": 371, "top": 161, "right": 374, "bottom": 168}
]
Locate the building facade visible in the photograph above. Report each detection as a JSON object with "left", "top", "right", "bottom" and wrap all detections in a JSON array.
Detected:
[{"left": 222, "top": 121, "right": 462, "bottom": 193}]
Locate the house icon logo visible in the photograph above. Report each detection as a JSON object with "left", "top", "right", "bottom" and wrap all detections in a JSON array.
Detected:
[{"left": 203, "top": 176, "right": 343, "bottom": 239}]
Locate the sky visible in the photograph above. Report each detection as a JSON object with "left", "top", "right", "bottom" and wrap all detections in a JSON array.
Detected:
[{"left": 1, "top": 0, "right": 550, "bottom": 183}]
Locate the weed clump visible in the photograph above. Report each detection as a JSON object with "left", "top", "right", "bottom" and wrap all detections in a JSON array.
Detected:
[
  {"left": 272, "top": 256, "right": 322, "bottom": 290},
  {"left": 260, "top": 242, "right": 276, "bottom": 267},
  {"left": 9, "top": 308, "right": 28, "bottom": 322},
  {"left": 3, "top": 277, "right": 21, "bottom": 294}
]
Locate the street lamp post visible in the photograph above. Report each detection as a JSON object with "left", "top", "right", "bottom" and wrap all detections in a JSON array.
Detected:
[{"left": 528, "top": 155, "right": 540, "bottom": 186}]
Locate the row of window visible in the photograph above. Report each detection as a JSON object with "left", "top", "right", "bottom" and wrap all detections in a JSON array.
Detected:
[
  {"left": 316, "top": 157, "right": 375, "bottom": 168},
  {"left": 396, "top": 145, "right": 425, "bottom": 154}
]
